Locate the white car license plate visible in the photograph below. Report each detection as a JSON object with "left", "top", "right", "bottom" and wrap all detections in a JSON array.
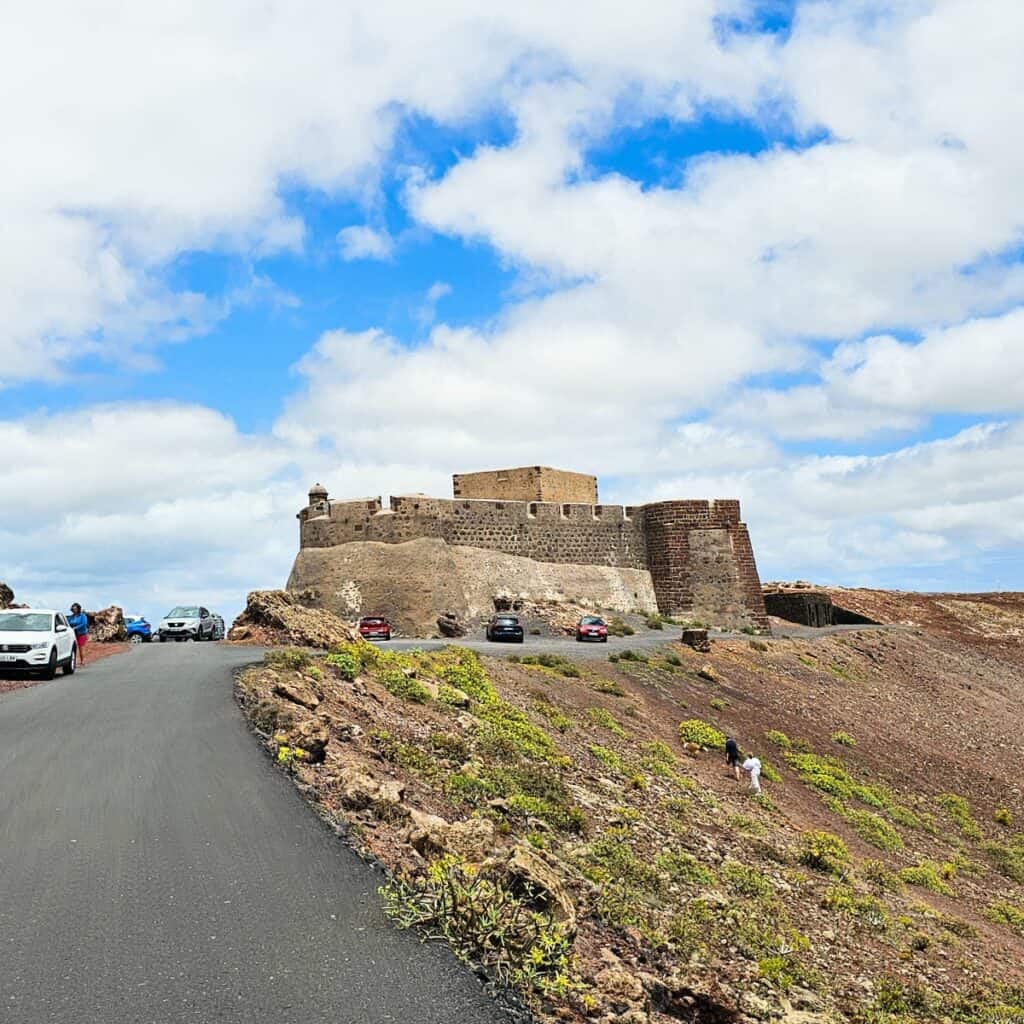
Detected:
[{"left": 0, "top": 653, "right": 19, "bottom": 662}]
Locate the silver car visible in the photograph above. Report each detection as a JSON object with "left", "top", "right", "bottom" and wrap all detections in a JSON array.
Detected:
[{"left": 157, "top": 605, "right": 216, "bottom": 642}]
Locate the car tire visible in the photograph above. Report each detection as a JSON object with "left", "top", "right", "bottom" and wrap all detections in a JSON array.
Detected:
[
  {"left": 63, "top": 646, "right": 77, "bottom": 676},
  {"left": 42, "top": 648, "right": 58, "bottom": 680},
  {"left": 575, "top": 634, "right": 582, "bottom": 642},
  {"left": 601, "top": 637, "right": 608, "bottom": 643},
  {"left": 129, "top": 634, "right": 143, "bottom": 645}
]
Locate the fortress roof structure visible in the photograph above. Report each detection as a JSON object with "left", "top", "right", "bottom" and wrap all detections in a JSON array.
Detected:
[{"left": 296, "top": 467, "right": 769, "bottom": 632}]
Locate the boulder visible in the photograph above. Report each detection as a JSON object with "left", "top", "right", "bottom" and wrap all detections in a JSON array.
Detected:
[
  {"left": 494, "top": 844, "right": 577, "bottom": 935},
  {"left": 680, "top": 628, "right": 711, "bottom": 653},
  {"left": 273, "top": 678, "right": 321, "bottom": 710},
  {"left": 0, "top": 582, "right": 13, "bottom": 609},
  {"left": 338, "top": 767, "right": 407, "bottom": 815},
  {"left": 275, "top": 717, "right": 330, "bottom": 764},
  {"left": 697, "top": 663, "right": 719, "bottom": 682},
  {"left": 229, "top": 590, "right": 357, "bottom": 649},
  {"left": 87, "top": 606, "right": 127, "bottom": 642},
  {"left": 595, "top": 967, "right": 645, "bottom": 1006},
  {"left": 436, "top": 611, "right": 467, "bottom": 638},
  {"left": 406, "top": 811, "right": 496, "bottom": 861}
]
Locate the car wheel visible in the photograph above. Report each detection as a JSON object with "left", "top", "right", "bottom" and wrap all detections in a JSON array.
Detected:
[
  {"left": 63, "top": 645, "right": 77, "bottom": 676},
  {"left": 41, "top": 648, "right": 58, "bottom": 680},
  {"left": 601, "top": 636, "right": 608, "bottom": 643},
  {"left": 575, "top": 634, "right": 582, "bottom": 642},
  {"left": 129, "top": 634, "right": 143, "bottom": 645}
]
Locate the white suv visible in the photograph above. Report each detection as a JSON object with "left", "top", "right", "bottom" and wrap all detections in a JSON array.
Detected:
[{"left": 0, "top": 609, "right": 78, "bottom": 678}]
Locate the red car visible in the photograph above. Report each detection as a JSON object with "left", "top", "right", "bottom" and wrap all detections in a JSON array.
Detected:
[
  {"left": 576, "top": 615, "right": 608, "bottom": 642},
  {"left": 358, "top": 616, "right": 392, "bottom": 641}
]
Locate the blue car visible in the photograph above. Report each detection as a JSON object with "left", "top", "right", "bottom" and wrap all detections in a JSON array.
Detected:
[{"left": 125, "top": 616, "right": 153, "bottom": 644}]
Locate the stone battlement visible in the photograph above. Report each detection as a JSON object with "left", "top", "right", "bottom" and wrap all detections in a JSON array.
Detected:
[{"left": 298, "top": 477, "right": 768, "bottom": 630}]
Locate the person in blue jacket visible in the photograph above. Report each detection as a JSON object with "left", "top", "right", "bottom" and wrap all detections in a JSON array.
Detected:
[{"left": 67, "top": 603, "right": 89, "bottom": 665}]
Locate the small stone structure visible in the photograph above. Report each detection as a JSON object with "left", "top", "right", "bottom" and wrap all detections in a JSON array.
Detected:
[
  {"left": 296, "top": 468, "right": 769, "bottom": 631},
  {"left": 453, "top": 466, "right": 598, "bottom": 504},
  {"left": 763, "top": 588, "right": 878, "bottom": 628}
]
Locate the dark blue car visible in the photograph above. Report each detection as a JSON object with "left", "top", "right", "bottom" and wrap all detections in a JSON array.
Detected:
[{"left": 125, "top": 616, "right": 153, "bottom": 644}]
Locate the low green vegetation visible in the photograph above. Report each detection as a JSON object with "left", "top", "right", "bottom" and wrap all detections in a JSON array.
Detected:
[
  {"left": 644, "top": 613, "right": 664, "bottom": 630},
  {"left": 592, "top": 676, "right": 626, "bottom": 695},
  {"left": 590, "top": 744, "right": 625, "bottom": 774},
  {"left": 764, "top": 729, "right": 792, "bottom": 750},
  {"left": 994, "top": 807, "right": 1013, "bottom": 827},
  {"left": 381, "top": 854, "right": 574, "bottom": 1000},
  {"left": 985, "top": 901, "right": 1024, "bottom": 933},
  {"left": 586, "top": 706, "right": 625, "bottom": 737},
  {"left": 532, "top": 699, "right": 572, "bottom": 732},
  {"left": 606, "top": 617, "right": 635, "bottom": 637},
  {"left": 324, "top": 649, "right": 359, "bottom": 680},
  {"left": 899, "top": 860, "right": 953, "bottom": 896},
  {"left": 842, "top": 809, "right": 904, "bottom": 852},
  {"left": 664, "top": 652, "right": 682, "bottom": 667},
  {"left": 678, "top": 719, "right": 726, "bottom": 750},
  {"left": 982, "top": 836, "right": 1024, "bottom": 883},
  {"left": 380, "top": 667, "right": 432, "bottom": 704},
  {"left": 798, "top": 831, "right": 849, "bottom": 874},
  {"left": 617, "top": 649, "right": 648, "bottom": 663},
  {"left": 831, "top": 730, "right": 857, "bottom": 747},
  {"left": 709, "top": 697, "right": 728, "bottom": 711},
  {"left": 266, "top": 646, "right": 310, "bottom": 671},
  {"left": 937, "top": 792, "right": 984, "bottom": 841},
  {"left": 517, "top": 653, "right": 583, "bottom": 678}
]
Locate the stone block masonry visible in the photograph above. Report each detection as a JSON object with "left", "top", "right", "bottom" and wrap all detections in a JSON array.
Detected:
[
  {"left": 297, "top": 473, "right": 769, "bottom": 632},
  {"left": 453, "top": 466, "right": 598, "bottom": 504}
]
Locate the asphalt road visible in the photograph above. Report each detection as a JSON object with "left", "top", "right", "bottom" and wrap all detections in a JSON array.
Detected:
[{"left": 0, "top": 643, "right": 510, "bottom": 1024}]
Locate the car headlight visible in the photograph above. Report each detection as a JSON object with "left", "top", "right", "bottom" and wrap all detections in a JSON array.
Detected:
[{"left": 29, "top": 641, "right": 49, "bottom": 650}]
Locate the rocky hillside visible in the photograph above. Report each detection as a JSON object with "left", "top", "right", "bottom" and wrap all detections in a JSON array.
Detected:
[{"left": 235, "top": 597, "right": 1024, "bottom": 1024}]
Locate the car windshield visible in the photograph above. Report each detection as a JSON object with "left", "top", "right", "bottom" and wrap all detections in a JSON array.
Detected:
[
  {"left": 495, "top": 616, "right": 519, "bottom": 624},
  {"left": 0, "top": 612, "right": 52, "bottom": 632},
  {"left": 167, "top": 607, "right": 200, "bottom": 618},
  {"left": 581, "top": 616, "right": 605, "bottom": 625},
  {"left": 362, "top": 618, "right": 385, "bottom": 625}
]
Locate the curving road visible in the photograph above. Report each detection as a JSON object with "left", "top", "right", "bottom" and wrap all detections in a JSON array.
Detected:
[{"left": 0, "top": 643, "right": 510, "bottom": 1024}]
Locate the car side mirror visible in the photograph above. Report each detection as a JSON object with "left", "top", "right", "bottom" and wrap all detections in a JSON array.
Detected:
[{"left": 56, "top": 624, "right": 68, "bottom": 633}]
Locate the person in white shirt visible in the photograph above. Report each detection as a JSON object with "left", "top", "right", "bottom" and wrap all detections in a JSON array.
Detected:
[{"left": 742, "top": 755, "right": 762, "bottom": 796}]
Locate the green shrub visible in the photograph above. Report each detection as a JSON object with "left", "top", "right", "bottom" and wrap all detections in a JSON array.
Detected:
[
  {"left": 760, "top": 760, "right": 783, "bottom": 784},
  {"left": 937, "top": 792, "right": 983, "bottom": 841},
  {"left": 437, "top": 683, "right": 468, "bottom": 706},
  {"left": 985, "top": 901, "right": 1024, "bottom": 933},
  {"left": 266, "top": 647, "right": 310, "bottom": 670},
  {"left": 859, "top": 859, "right": 902, "bottom": 892},
  {"left": 898, "top": 861, "right": 953, "bottom": 895},
  {"left": 380, "top": 667, "right": 431, "bottom": 703},
  {"left": 586, "top": 707, "right": 625, "bottom": 737},
  {"left": 982, "top": 837, "right": 1024, "bottom": 883},
  {"left": 664, "top": 653, "right": 682, "bottom": 667},
  {"left": 475, "top": 702, "right": 558, "bottom": 762},
  {"left": 845, "top": 809, "right": 904, "bottom": 852},
  {"left": 607, "top": 653, "right": 620, "bottom": 663},
  {"left": 607, "top": 617, "right": 635, "bottom": 637},
  {"left": 618, "top": 649, "right": 648, "bottom": 663},
  {"left": 995, "top": 807, "right": 1013, "bottom": 827},
  {"left": 798, "top": 831, "right": 849, "bottom": 874},
  {"left": 324, "top": 650, "right": 359, "bottom": 680},
  {"left": 821, "top": 884, "right": 887, "bottom": 925},
  {"left": 439, "top": 648, "right": 498, "bottom": 704},
  {"left": 590, "top": 744, "right": 625, "bottom": 773},
  {"left": 831, "top": 730, "right": 857, "bottom": 747},
  {"left": 678, "top": 719, "right": 726, "bottom": 750},
  {"left": 644, "top": 614, "right": 664, "bottom": 630},
  {"left": 380, "top": 854, "right": 574, "bottom": 996},
  {"left": 639, "top": 740, "right": 677, "bottom": 776},
  {"left": 721, "top": 861, "right": 772, "bottom": 897},
  {"left": 593, "top": 677, "right": 626, "bottom": 695},
  {"left": 429, "top": 731, "right": 470, "bottom": 762},
  {"left": 757, "top": 954, "right": 821, "bottom": 993},
  {"left": 764, "top": 729, "right": 792, "bottom": 750},
  {"left": 655, "top": 851, "right": 714, "bottom": 886},
  {"left": 532, "top": 700, "right": 572, "bottom": 732},
  {"left": 709, "top": 698, "right": 728, "bottom": 711},
  {"left": 784, "top": 751, "right": 854, "bottom": 800}
]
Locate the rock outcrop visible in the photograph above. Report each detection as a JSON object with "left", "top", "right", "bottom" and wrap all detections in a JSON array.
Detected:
[
  {"left": 87, "top": 606, "right": 127, "bottom": 642},
  {"left": 0, "top": 582, "right": 14, "bottom": 609},
  {"left": 228, "top": 589, "right": 357, "bottom": 648},
  {"left": 287, "top": 537, "right": 658, "bottom": 637}
]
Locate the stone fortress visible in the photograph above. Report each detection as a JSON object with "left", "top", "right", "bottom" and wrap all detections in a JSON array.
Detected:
[{"left": 289, "top": 466, "right": 769, "bottom": 635}]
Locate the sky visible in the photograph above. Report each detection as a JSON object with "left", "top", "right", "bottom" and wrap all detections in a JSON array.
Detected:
[{"left": 3, "top": 0, "right": 1024, "bottom": 623}]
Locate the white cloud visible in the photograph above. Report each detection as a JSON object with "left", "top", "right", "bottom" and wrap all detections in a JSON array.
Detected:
[{"left": 338, "top": 225, "right": 395, "bottom": 261}]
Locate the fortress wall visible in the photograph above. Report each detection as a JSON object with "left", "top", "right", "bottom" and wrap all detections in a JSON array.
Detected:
[
  {"left": 298, "top": 488, "right": 769, "bottom": 631},
  {"left": 301, "top": 496, "right": 646, "bottom": 569},
  {"left": 641, "top": 500, "right": 769, "bottom": 631}
]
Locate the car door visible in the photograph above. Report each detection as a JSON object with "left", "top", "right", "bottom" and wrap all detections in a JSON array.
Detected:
[
  {"left": 200, "top": 607, "right": 211, "bottom": 638},
  {"left": 55, "top": 614, "right": 72, "bottom": 659}
]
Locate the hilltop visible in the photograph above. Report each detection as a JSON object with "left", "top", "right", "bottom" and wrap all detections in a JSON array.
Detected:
[{"left": 235, "top": 592, "right": 1024, "bottom": 1024}]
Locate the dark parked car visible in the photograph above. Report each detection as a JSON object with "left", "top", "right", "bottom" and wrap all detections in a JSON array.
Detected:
[
  {"left": 358, "top": 616, "right": 392, "bottom": 641},
  {"left": 485, "top": 614, "right": 524, "bottom": 643},
  {"left": 576, "top": 615, "right": 609, "bottom": 642}
]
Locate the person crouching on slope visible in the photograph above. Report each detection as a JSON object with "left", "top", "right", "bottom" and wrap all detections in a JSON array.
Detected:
[
  {"left": 67, "top": 603, "right": 89, "bottom": 665},
  {"left": 742, "top": 754, "right": 762, "bottom": 796}
]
